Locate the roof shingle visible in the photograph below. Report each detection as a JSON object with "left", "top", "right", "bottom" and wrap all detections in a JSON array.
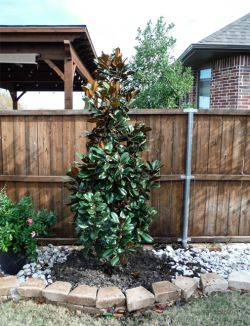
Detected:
[{"left": 199, "top": 13, "right": 250, "bottom": 45}]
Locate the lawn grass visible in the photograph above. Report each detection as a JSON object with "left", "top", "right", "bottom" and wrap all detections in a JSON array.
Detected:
[{"left": 0, "top": 291, "right": 249, "bottom": 326}]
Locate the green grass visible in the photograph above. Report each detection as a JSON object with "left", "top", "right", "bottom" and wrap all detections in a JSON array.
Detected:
[{"left": 0, "top": 292, "right": 249, "bottom": 326}]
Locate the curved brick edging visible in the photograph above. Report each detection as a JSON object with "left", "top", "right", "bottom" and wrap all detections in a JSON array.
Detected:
[{"left": 0, "top": 272, "right": 250, "bottom": 314}]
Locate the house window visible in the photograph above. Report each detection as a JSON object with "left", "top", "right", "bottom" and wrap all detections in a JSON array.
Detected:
[{"left": 198, "top": 68, "right": 211, "bottom": 109}]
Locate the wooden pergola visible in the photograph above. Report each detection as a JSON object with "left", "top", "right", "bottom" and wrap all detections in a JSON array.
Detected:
[{"left": 0, "top": 25, "right": 97, "bottom": 110}]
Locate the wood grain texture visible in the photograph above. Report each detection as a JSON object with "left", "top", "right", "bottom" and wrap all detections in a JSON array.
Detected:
[{"left": 0, "top": 110, "right": 249, "bottom": 240}]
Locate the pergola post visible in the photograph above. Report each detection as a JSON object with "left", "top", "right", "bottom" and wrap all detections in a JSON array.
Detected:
[
  {"left": 64, "top": 57, "right": 73, "bottom": 110},
  {"left": 9, "top": 90, "right": 26, "bottom": 110},
  {"left": 64, "top": 41, "right": 74, "bottom": 110},
  {"left": 10, "top": 90, "right": 18, "bottom": 110}
]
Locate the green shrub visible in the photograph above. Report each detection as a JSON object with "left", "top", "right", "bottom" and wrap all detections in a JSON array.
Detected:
[
  {"left": 0, "top": 189, "right": 56, "bottom": 258},
  {"left": 67, "top": 48, "right": 160, "bottom": 265}
]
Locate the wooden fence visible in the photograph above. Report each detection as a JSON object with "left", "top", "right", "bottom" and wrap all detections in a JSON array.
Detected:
[{"left": 0, "top": 109, "right": 249, "bottom": 243}]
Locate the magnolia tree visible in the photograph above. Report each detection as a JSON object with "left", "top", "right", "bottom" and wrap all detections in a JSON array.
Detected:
[{"left": 67, "top": 48, "right": 160, "bottom": 265}]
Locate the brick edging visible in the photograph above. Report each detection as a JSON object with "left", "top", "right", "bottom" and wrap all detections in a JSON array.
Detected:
[{"left": 0, "top": 272, "right": 249, "bottom": 314}]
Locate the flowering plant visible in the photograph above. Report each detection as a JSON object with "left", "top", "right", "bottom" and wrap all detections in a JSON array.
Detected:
[{"left": 0, "top": 189, "right": 56, "bottom": 259}]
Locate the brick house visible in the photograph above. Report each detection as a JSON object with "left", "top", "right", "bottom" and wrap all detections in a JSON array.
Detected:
[{"left": 180, "top": 13, "right": 250, "bottom": 109}]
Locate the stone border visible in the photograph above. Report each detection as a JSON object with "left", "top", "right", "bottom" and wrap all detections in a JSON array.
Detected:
[{"left": 0, "top": 271, "right": 249, "bottom": 315}]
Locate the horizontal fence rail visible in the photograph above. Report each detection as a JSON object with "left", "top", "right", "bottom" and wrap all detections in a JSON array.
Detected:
[{"left": 0, "top": 109, "right": 249, "bottom": 242}]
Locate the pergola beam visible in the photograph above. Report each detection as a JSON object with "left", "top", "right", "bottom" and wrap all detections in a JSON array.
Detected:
[
  {"left": 9, "top": 90, "right": 26, "bottom": 110},
  {"left": 64, "top": 40, "right": 94, "bottom": 83},
  {"left": 44, "top": 59, "right": 64, "bottom": 81}
]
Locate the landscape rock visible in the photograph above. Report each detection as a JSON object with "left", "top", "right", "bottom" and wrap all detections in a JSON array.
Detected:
[
  {"left": 125, "top": 286, "right": 155, "bottom": 312},
  {"left": 18, "top": 278, "right": 46, "bottom": 297},
  {"left": 173, "top": 276, "right": 198, "bottom": 300},
  {"left": 200, "top": 273, "right": 228, "bottom": 294},
  {"left": 153, "top": 243, "right": 250, "bottom": 280},
  {"left": 42, "top": 281, "right": 71, "bottom": 302},
  {"left": 67, "top": 285, "right": 97, "bottom": 306},
  {"left": 96, "top": 287, "right": 125, "bottom": 309},
  {"left": 152, "top": 280, "right": 181, "bottom": 303},
  {"left": 228, "top": 271, "right": 250, "bottom": 291},
  {"left": 0, "top": 276, "right": 18, "bottom": 296}
]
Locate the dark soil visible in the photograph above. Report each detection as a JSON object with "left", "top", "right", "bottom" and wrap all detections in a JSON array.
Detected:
[{"left": 52, "top": 249, "right": 172, "bottom": 292}]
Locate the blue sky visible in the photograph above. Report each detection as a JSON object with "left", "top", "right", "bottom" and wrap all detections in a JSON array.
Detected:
[{"left": 1, "top": 0, "right": 249, "bottom": 109}]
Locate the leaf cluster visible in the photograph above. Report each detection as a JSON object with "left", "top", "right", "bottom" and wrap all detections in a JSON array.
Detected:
[
  {"left": 0, "top": 189, "right": 56, "bottom": 259},
  {"left": 128, "top": 17, "right": 193, "bottom": 108},
  {"left": 68, "top": 48, "right": 160, "bottom": 265}
]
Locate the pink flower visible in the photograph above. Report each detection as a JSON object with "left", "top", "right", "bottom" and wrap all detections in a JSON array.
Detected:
[
  {"left": 31, "top": 231, "right": 36, "bottom": 238},
  {"left": 27, "top": 218, "right": 33, "bottom": 225}
]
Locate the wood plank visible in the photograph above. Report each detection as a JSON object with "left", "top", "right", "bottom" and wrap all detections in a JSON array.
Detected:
[
  {"left": 238, "top": 182, "right": 250, "bottom": 236},
  {"left": 0, "top": 175, "right": 71, "bottom": 182},
  {"left": 37, "top": 116, "right": 51, "bottom": 176},
  {"left": 37, "top": 236, "right": 250, "bottom": 245},
  {"left": 0, "top": 27, "right": 87, "bottom": 33},
  {"left": 207, "top": 116, "right": 223, "bottom": 173},
  {"left": 138, "top": 115, "right": 150, "bottom": 162},
  {"left": 62, "top": 116, "right": 76, "bottom": 237},
  {"left": 170, "top": 181, "right": 183, "bottom": 237},
  {"left": 1, "top": 174, "right": 249, "bottom": 183},
  {"left": 50, "top": 116, "right": 64, "bottom": 235},
  {"left": 219, "top": 116, "right": 234, "bottom": 174},
  {"left": 62, "top": 116, "right": 75, "bottom": 173},
  {"left": 1, "top": 116, "right": 15, "bottom": 175},
  {"left": 195, "top": 115, "right": 210, "bottom": 173},
  {"left": 37, "top": 116, "right": 51, "bottom": 210},
  {"left": 193, "top": 174, "right": 250, "bottom": 181},
  {"left": 50, "top": 116, "right": 63, "bottom": 175},
  {"left": 204, "top": 182, "right": 218, "bottom": 236},
  {"left": 190, "top": 181, "right": 206, "bottom": 236},
  {"left": 191, "top": 115, "right": 198, "bottom": 173},
  {"left": 149, "top": 115, "right": 161, "bottom": 161},
  {"left": 188, "top": 181, "right": 195, "bottom": 235},
  {"left": 0, "top": 109, "right": 249, "bottom": 116},
  {"left": 231, "top": 116, "right": 247, "bottom": 174},
  {"left": 149, "top": 188, "right": 161, "bottom": 236},
  {"left": 26, "top": 116, "right": 39, "bottom": 175},
  {"left": 15, "top": 182, "right": 28, "bottom": 200},
  {"left": 13, "top": 116, "right": 27, "bottom": 198},
  {"left": 172, "top": 116, "right": 186, "bottom": 174},
  {"left": 148, "top": 115, "right": 160, "bottom": 237},
  {"left": 243, "top": 117, "right": 250, "bottom": 174},
  {"left": 216, "top": 181, "right": 231, "bottom": 236},
  {"left": 74, "top": 115, "right": 88, "bottom": 161},
  {"left": 227, "top": 182, "right": 242, "bottom": 236},
  {"left": 160, "top": 116, "right": 174, "bottom": 174},
  {"left": 158, "top": 182, "right": 172, "bottom": 237}
]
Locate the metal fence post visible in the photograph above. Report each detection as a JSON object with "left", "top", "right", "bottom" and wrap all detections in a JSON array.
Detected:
[{"left": 181, "top": 108, "right": 197, "bottom": 247}]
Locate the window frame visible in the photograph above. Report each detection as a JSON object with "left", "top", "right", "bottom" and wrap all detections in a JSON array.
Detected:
[{"left": 197, "top": 66, "right": 212, "bottom": 110}]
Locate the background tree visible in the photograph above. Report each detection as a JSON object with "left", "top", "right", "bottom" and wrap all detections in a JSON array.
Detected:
[
  {"left": 128, "top": 17, "right": 193, "bottom": 108},
  {"left": 67, "top": 49, "right": 160, "bottom": 266}
]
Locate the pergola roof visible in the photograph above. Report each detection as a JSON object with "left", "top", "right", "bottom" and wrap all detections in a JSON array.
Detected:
[{"left": 0, "top": 25, "right": 97, "bottom": 92}]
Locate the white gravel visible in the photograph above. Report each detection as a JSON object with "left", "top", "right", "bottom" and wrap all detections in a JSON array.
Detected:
[
  {"left": 16, "top": 244, "right": 72, "bottom": 284},
  {"left": 153, "top": 243, "right": 250, "bottom": 280},
  {"left": 2, "top": 243, "right": 250, "bottom": 284}
]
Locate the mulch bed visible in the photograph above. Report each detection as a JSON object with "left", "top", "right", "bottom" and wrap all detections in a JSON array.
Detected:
[{"left": 52, "top": 248, "right": 172, "bottom": 292}]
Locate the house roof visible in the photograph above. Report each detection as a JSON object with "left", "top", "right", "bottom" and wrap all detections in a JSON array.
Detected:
[
  {"left": 179, "top": 13, "right": 250, "bottom": 67},
  {"left": 0, "top": 25, "right": 97, "bottom": 92}
]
